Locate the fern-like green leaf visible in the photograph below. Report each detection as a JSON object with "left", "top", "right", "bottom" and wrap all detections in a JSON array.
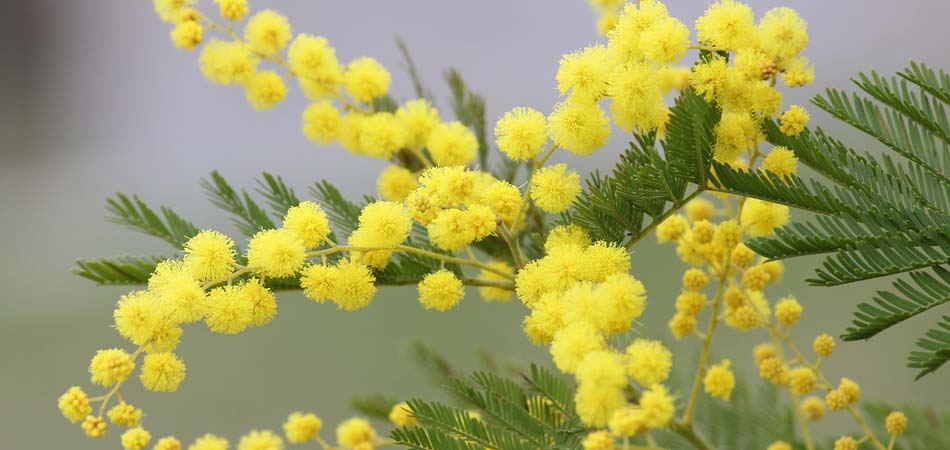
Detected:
[
  {"left": 843, "top": 266, "right": 950, "bottom": 341},
  {"left": 201, "top": 170, "right": 276, "bottom": 237},
  {"left": 908, "top": 315, "right": 950, "bottom": 379},
  {"left": 74, "top": 256, "right": 164, "bottom": 285},
  {"left": 106, "top": 194, "right": 199, "bottom": 248},
  {"left": 255, "top": 172, "right": 301, "bottom": 218}
]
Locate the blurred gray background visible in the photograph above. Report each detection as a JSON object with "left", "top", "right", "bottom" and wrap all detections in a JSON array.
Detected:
[{"left": 2, "top": 1, "right": 948, "bottom": 449}]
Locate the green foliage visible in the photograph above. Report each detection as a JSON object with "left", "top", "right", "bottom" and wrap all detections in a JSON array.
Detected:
[
  {"left": 569, "top": 62, "right": 950, "bottom": 378},
  {"left": 444, "top": 68, "right": 489, "bottom": 170},
  {"left": 74, "top": 255, "right": 164, "bottom": 285},
  {"left": 860, "top": 399, "right": 950, "bottom": 450},
  {"left": 106, "top": 193, "right": 199, "bottom": 248},
  {"left": 350, "top": 394, "right": 400, "bottom": 421},
  {"left": 201, "top": 170, "right": 276, "bottom": 237}
]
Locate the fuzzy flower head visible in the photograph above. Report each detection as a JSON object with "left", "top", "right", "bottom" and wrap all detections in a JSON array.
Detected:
[
  {"left": 114, "top": 291, "right": 162, "bottom": 346},
  {"left": 801, "top": 396, "right": 825, "bottom": 421},
  {"left": 703, "top": 359, "right": 735, "bottom": 400},
  {"left": 789, "top": 367, "right": 817, "bottom": 395},
  {"left": 531, "top": 164, "right": 581, "bottom": 213},
  {"left": 153, "top": 0, "right": 196, "bottom": 23},
  {"left": 89, "top": 348, "right": 135, "bottom": 387},
  {"left": 171, "top": 20, "right": 203, "bottom": 50},
  {"left": 247, "top": 229, "right": 307, "bottom": 278},
  {"left": 556, "top": 44, "right": 611, "bottom": 100},
  {"left": 757, "top": 7, "right": 808, "bottom": 63},
  {"left": 388, "top": 402, "right": 416, "bottom": 427},
  {"left": 606, "top": 0, "right": 671, "bottom": 64},
  {"left": 418, "top": 269, "right": 464, "bottom": 311},
  {"left": 763, "top": 146, "right": 798, "bottom": 178},
  {"left": 477, "top": 261, "right": 515, "bottom": 303},
  {"left": 108, "top": 401, "right": 143, "bottom": 427},
  {"left": 244, "top": 10, "right": 292, "bottom": 57},
  {"left": 237, "top": 429, "right": 284, "bottom": 450},
  {"left": 336, "top": 418, "right": 376, "bottom": 449},
  {"left": 82, "top": 415, "right": 108, "bottom": 437},
  {"left": 282, "top": 201, "right": 331, "bottom": 248},
  {"left": 246, "top": 71, "right": 287, "bottom": 110},
  {"left": 625, "top": 339, "right": 672, "bottom": 387},
  {"left": 812, "top": 333, "right": 835, "bottom": 357},
  {"left": 885, "top": 411, "right": 908, "bottom": 436},
  {"left": 290, "top": 35, "right": 344, "bottom": 99},
  {"left": 494, "top": 107, "right": 548, "bottom": 161},
  {"left": 547, "top": 99, "right": 611, "bottom": 156},
  {"left": 344, "top": 57, "right": 390, "bottom": 103},
  {"left": 300, "top": 264, "right": 337, "bottom": 303},
  {"left": 741, "top": 199, "right": 790, "bottom": 236},
  {"left": 639, "top": 384, "right": 675, "bottom": 428},
  {"left": 609, "top": 406, "right": 644, "bottom": 437},
  {"left": 356, "top": 201, "right": 413, "bottom": 248},
  {"left": 779, "top": 105, "right": 809, "bottom": 136},
  {"left": 199, "top": 40, "right": 258, "bottom": 86},
  {"left": 377, "top": 165, "right": 417, "bottom": 201},
  {"left": 669, "top": 312, "right": 697, "bottom": 339},
  {"left": 656, "top": 214, "right": 688, "bottom": 243},
  {"left": 480, "top": 180, "right": 522, "bottom": 224},
  {"left": 608, "top": 63, "right": 667, "bottom": 133},
  {"left": 427, "top": 122, "right": 478, "bottom": 167},
  {"left": 140, "top": 352, "right": 186, "bottom": 392},
  {"left": 184, "top": 230, "right": 236, "bottom": 281},
  {"left": 640, "top": 17, "right": 690, "bottom": 64},
  {"left": 396, "top": 99, "right": 440, "bottom": 151},
  {"left": 774, "top": 296, "right": 803, "bottom": 326},
  {"left": 695, "top": 0, "right": 756, "bottom": 50},
  {"left": 302, "top": 101, "right": 342, "bottom": 145},
  {"left": 58, "top": 386, "right": 92, "bottom": 423},
  {"left": 358, "top": 112, "right": 407, "bottom": 160},
  {"left": 121, "top": 427, "right": 152, "bottom": 450},
  {"left": 283, "top": 412, "right": 323, "bottom": 444},
  {"left": 242, "top": 279, "right": 277, "bottom": 327},
  {"left": 546, "top": 224, "right": 592, "bottom": 252},
  {"left": 550, "top": 322, "right": 607, "bottom": 373},
  {"left": 203, "top": 285, "right": 253, "bottom": 334},
  {"left": 330, "top": 260, "right": 376, "bottom": 311},
  {"left": 581, "top": 430, "right": 615, "bottom": 450}
]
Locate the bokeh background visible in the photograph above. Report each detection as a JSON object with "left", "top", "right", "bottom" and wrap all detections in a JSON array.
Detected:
[{"left": 2, "top": 1, "right": 949, "bottom": 448}]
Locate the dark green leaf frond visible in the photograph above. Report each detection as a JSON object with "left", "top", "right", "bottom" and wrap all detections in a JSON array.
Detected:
[
  {"left": 908, "top": 315, "right": 950, "bottom": 379},
  {"left": 74, "top": 256, "right": 165, "bottom": 285},
  {"left": 843, "top": 266, "right": 950, "bottom": 341},
  {"left": 106, "top": 193, "right": 199, "bottom": 248},
  {"left": 200, "top": 170, "right": 276, "bottom": 237}
]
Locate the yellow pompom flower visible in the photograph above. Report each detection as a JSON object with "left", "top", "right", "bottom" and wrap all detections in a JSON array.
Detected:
[
  {"left": 885, "top": 411, "right": 908, "bottom": 435},
  {"left": 199, "top": 40, "right": 258, "bottom": 86},
  {"left": 154, "top": 436, "right": 183, "bottom": 450},
  {"left": 418, "top": 269, "right": 464, "bottom": 311},
  {"left": 779, "top": 105, "right": 809, "bottom": 136},
  {"left": 608, "top": 407, "right": 643, "bottom": 437},
  {"left": 730, "top": 243, "right": 756, "bottom": 268},
  {"left": 300, "top": 264, "right": 338, "bottom": 303},
  {"left": 703, "top": 359, "right": 735, "bottom": 400},
  {"left": 283, "top": 412, "right": 322, "bottom": 444},
  {"left": 242, "top": 279, "right": 277, "bottom": 327},
  {"left": 639, "top": 384, "right": 675, "bottom": 428},
  {"left": 656, "top": 214, "right": 688, "bottom": 243},
  {"left": 114, "top": 291, "right": 162, "bottom": 346},
  {"left": 685, "top": 199, "right": 714, "bottom": 222},
  {"left": 388, "top": 402, "right": 416, "bottom": 426},
  {"left": 789, "top": 367, "right": 817, "bottom": 394},
  {"left": 763, "top": 260, "right": 784, "bottom": 284},
  {"left": 58, "top": 386, "right": 92, "bottom": 423},
  {"left": 833, "top": 436, "right": 858, "bottom": 450},
  {"left": 608, "top": 63, "right": 666, "bottom": 134},
  {"left": 190, "top": 434, "right": 230, "bottom": 450},
  {"left": 247, "top": 229, "right": 307, "bottom": 277},
  {"left": 336, "top": 418, "right": 376, "bottom": 449},
  {"left": 669, "top": 312, "right": 697, "bottom": 339},
  {"left": 282, "top": 201, "right": 331, "bottom": 248},
  {"left": 547, "top": 99, "right": 611, "bottom": 155},
  {"left": 813, "top": 333, "right": 835, "bottom": 357},
  {"left": 108, "top": 402, "right": 143, "bottom": 427},
  {"left": 213, "top": 0, "right": 247, "bottom": 21},
  {"left": 184, "top": 230, "right": 236, "bottom": 281},
  {"left": 396, "top": 99, "right": 440, "bottom": 151},
  {"left": 695, "top": 0, "right": 756, "bottom": 50},
  {"left": 556, "top": 44, "right": 610, "bottom": 100},
  {"left": 237, "top": 429, "right": 283, "bottom": 450},
  {"left": 531, "top": 164, "right": 581, "bottom": 213},
  {"left": 495, "top": 107, "right": 548, "bottom": 161},
  {"left": 427, "top": 122, "right": 478, "bottom": 167},
  {"left": 691, "top": 57, "right": 730, "bottom": 101},
  {"left": 759, "top": 357, "right": 788, "bottom": 385},
  {"left": 546, "top": 224, "right": 592, "bottom": 252},
  {"left": 581, "top": 430, "right": 615, "bottom": 450},
  {"left": 640, "top": 17, "right": 690, "bottom": 64},
  {"left": 775, "top": 296, "right": 803, "bottom": 326},
  {"left": 356, "top": 201, "right": 413, "bottom": 248},
  {"left": 335, "top": 114, "right": 368, "bottom": 153},
  {"left": 203, "top": 285, "right": 253, "bottom": 333},
  {"left": 244, "top": 10, "right": 292, "bottom": 57},
  {"left": 170, "top": 21, "right": 203, "bottom": 50},
  {"left": 246, "top": 71, "right": 287, "bottom": 110},
  {"left": 825, "top": 389, "right": 848, "bottom": 411},
  {"left": 713, "top": 219, "right": 742, "bottom": 249},
  {"left": 122, "top": 427, "right": 152, "bottom": 450},
  {"left": 153, "top": 0, "right": 196, "bottom": 23},
  {"left": 763, "top": 146, "right": 798, "bottom": 178},
  {"left": 550, "top": 322, "right": 607, "bottom": 373},
  {"left": 838, "top": 377, "right": 860, "bottom": 404},
  {"left": 344, "top": 57, "right": 390, "bottom": 102},
  {"left": 676, "top": 291, "right": 706, "bottom": 316},
  {"left": 741, "top": 199, "right": 790, "bottom": 236},
  {"left": 480, "top": 180, "right": 522, "bottom": 224},
  {"left": 140, "top": 352, "right": 186, "bottom": 392},
  {"left": 782, "top": 57, "right": 815, "bottom": 87},
  {"left": 757, "top": 7, "right": 808, "bottom": 62},
  {"left": 523, "top": 293, "right": 566, "bottom": 344},
  {"left": 82, "top": 415, "right": 108, "bottom": 437},
  {"left": 89, "top": 348, "right": 135, "bottom": 387},
  {"left": 329, "top": 260, "right": 376, "bottom": 311},
  {"left": 625, "top": 339, "right": 672, "bottom": 387},
  {"left": 149, "top": 260, "right": 205, "bottom": 324},
  {"left": 358, "top": 112, "right": 407, "bottom": 160},
  {"left": 575, "top": 351, "right": 627, "bottom": 426},
  {"left": 682, "top": 268, "right": 709, "bottom": 291},
  {"left": 583, "top": 241, "right": 631, "bottom": 282},
  {"left": 301, "top": 101, "right": 342, "bottom": 145},
  {"left": 289, "top": 34, "right": 344, "bottom": 98},
  {"left": 713, "top": 112, "right": 758, "bottom": 163},
  {"left": 767, "top": 442, "right": 792, "bottom": 450},
  {"left": 801, "top": 396, "right": 825, "bottom": 421},
  {"left": 606, "top": 0, "right": 671, "bottom": 64},
  {"left": 377, "top": 165, "right": 417, "bottom": 201},
  {"left": 597, "top": 12, "right": 619, "bottom": 36}
]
